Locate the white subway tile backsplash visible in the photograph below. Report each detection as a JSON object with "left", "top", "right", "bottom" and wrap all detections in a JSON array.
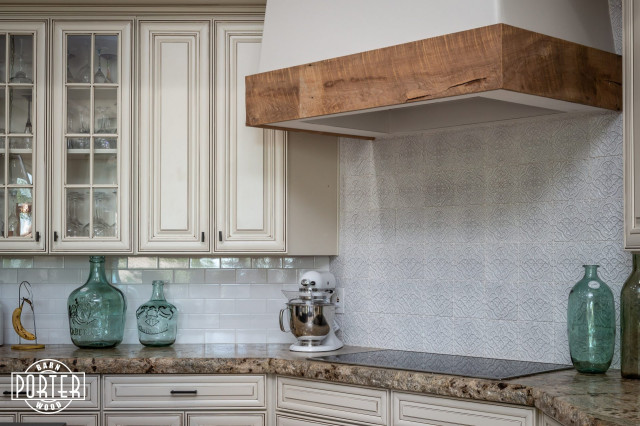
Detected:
[
  {"left": 142, "top": 270, "right": 173, "bottom": 283},
  {"left": 204, "top": 269, "right": 236, "bottom": 284},
  {"left": 220, "top": 257, "right": 251, "bottom": 269},
  {"left": 189, "top": 284, "right": 221, "bottom": 299},
  {"left": 159, "top": 257, "right": 190, "bottom": 269},
  {"left": 236, "top": 269, "right": 267, "bottom": 284},
  {"left": 267, "top": 269, "right": 296, "bottom": 284},
  {"left": 127, "top": 256, "right": 158, "bottom": 269},
  {"left": 190, "top": 257, "right": 221, "bottom": 269}
]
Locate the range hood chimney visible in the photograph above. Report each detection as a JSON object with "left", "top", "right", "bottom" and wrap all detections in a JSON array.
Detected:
[{"left": 246, "top": 0, "right": 621, "bottom": 139}]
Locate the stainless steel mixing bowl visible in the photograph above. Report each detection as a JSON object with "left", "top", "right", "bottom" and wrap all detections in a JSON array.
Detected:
[{"left": 279, "top": 301, "right": 332, "bottom": 345}]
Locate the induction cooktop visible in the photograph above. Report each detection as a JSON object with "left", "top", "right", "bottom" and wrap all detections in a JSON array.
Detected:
[{"left": 314, "top": 350, "right": 572, "bottom": 380}]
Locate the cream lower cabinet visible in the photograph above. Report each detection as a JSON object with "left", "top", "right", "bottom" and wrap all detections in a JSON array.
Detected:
[
  {"left": 20, "top": 413, "right": 99, "bottom": 426},
  {"left": 214, "top": 21, "right": 286, "bottom": 253},
  {"left": 0, "top": 413, "right": 15, "bottom": 422}
]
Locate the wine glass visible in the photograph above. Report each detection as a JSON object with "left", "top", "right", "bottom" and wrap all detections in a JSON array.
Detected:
[
  {"left": 67, "top": 191, "right": 87, "bottom": 237},
  {"left": 88, "top": 192, "right": 115, "bottom": 238},
  {"left": 94, "top": 48, "right": 106, "bottom": 84},
  {"left": 10, "top": 38, "right": 32, "bottom": 84},
  {"left": 66, "top": 52, "right": 75, "bottom": 83},
  {"left": 23, "top": 94, "right": 32, "bottom": 134},
  {"left": 101, "top": 53, "right": 116, "bottom": 84},
  {"left": 6, "top": 189, "right": 19, "bottom": 237}
]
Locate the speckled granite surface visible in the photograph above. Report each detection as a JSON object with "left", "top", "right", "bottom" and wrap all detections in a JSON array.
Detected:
[{"left": 0, "top": 344, "right": 636, "bottom": 426}]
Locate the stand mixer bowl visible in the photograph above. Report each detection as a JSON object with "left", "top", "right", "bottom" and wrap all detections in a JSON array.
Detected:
[{"left": 280, "top": 301, "right": 332, "bottom": 345}]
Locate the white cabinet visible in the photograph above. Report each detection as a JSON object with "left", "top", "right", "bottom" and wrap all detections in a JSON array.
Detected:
[
  {"left": 20, "top": 413, "right": 99, "bottom": 426},
  {"left": 106, "top": 413, "right": 183, "bottom": 426},
  {"left": 392, "top": 391, "right": 536, "bottom": 426},
  {"left": 0, "top": 21, "right": 46, "bottom": 252},
  {"left": 626, "top": 0, "right": 640, "bottom": 249},
  {"left": 138, "top": 21, "right": 210, "bottom": 253},
  {"left": 276, "top": 376, "right": 388, "bottom": 425},
  {"left": 214, "top": 21, "right": 286, "bottom": 253},
  {"left": 0, "top": 413, "right": 15, "bottom": 422},
  {"left": 51, "top": 20, "right": 133, "bottom": 252},
  {"left": 188, "top": 413, "right": 264, "bottom": 426}
]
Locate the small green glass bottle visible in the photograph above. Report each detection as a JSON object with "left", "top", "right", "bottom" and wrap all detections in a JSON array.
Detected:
[
  {"left": 136, "top": 281, "right": 177, "bottom": 347},
  {"left": 67, "top": 256, "right": 127, "bottom": 348},
  {"left": 567, "top": 265, "right": 615, "bottom": 373},
  {"left": 621, "top": 254, "right": 640, "bottom": 378}
]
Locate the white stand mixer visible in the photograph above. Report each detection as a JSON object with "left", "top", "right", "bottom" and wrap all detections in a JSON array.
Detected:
[{"left": 279, "top": 271, "right": 344, "bottom": 352}]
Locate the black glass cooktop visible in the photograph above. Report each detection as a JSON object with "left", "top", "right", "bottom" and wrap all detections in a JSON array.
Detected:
[{"left": 315, "top": 350, "right": 572, "bottom": 380}]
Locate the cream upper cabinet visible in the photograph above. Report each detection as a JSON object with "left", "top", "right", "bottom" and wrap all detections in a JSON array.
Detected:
[
  {"left": 0, "top": 21, "right": 46, "bottom": 252},
  {"left": 138, "top": 21, "right": 211, "bottom": 253},
  {"left": 51, "top": 20, "right": 132, "bottom": 252},
  {"left": 626, "top": 0, "right": 640, "bottom": 249},
  {"left": 214, "top": 21, "right": 286, "bottom": 253}
]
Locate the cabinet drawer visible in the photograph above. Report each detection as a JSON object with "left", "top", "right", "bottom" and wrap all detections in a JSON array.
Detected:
[
  {"left": 276, "top": 414, "right": 360, "bottom": 426},
  {"left": 20, "top": 413, "right": 99, "bottom": 426},
  {"left": 277, "top": 376, "right": 388, "bottom": 425},
  {"left": 0, "top": 374, "right": 99, "bottom": 410},
  {"left": 105, "top": 413, "right": 182, "bottom": 426},
  {"left": 393, "top": 392, "right": 536, "bottom": 426},
  {"left": 0, "top": 414, "right": 16, "bottom": 422},
  {"left": 188, "top": 413, "right": 265, "bottom": 426},
  {"left": 103, "top": 375, "right": 265, "bottom": 409}
]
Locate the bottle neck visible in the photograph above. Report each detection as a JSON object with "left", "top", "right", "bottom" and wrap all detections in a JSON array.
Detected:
[
  {"left": 583, "top": 265, "right": 599, "bottom": 280},
  {"left": 151, "top": 283, "right": 165, "bottom": 301},
  {"left": 633, "top": 254, "right": 640, "bottom": 270},
  {"left": 88, "top": 260, "right": 108, "bottom": 283}
]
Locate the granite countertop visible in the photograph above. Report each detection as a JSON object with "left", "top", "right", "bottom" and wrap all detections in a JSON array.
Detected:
[{"left": 0, "top": 344, "right": 636, "bottom": 426}]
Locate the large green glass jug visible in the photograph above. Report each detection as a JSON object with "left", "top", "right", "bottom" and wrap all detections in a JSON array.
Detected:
[
  {"left": 621, "top": 254, "right": 640, "bottom": 378},
  {"left": 67, "top": 256, "right": 126, "bottom": 348},
  {"left": 567, "top": 265, "right": 615, "bottom": 373}
]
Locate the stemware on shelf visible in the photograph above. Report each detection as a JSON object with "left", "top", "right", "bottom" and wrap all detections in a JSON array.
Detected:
[
  {"left": 10, "top": 37, "right": 32, "bottom": 84},
  {"left": 66, "top": 191, "right": 88, "bottom": 237},
  {"left": 101, "top": 53, "right": 116, "bottom": 84},
  {"left": 23, "top": 94, "right": 32, "bottom": 134},
  {"left": 94, "top": 48, "right": 106, "bottom": 84}
]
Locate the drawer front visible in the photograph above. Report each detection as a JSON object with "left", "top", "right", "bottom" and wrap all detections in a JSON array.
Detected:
[
  {"left": 188, "top": 413, "right": 265, "bottom": 426},
  {"left": 0, "top": 414, "right": 16, "bottom": 422},
  {"left": 0, "top": 375, "right": 99, "bottom": 409},
  {"left": 103, "top": 375, "right": 265, "bottom": 409},
  {"left": 393, "top": 392, "right": 536, "bottom": 426},
  {"left": 276, "top": 414, "right": 360, "bottom": 426},
  {"left": 277, "top": 376, "right": 388, "bottom": 425},
  {"left": 106, "top": 413, "right": 182, "bottom": 426},
  {"left": 20, "top": 413, "right": 99, "bottom": 426}
]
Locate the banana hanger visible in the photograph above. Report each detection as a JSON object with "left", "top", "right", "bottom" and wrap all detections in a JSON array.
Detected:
[{"left": 11, "top": 281, "right": 45, "bottom": 350}]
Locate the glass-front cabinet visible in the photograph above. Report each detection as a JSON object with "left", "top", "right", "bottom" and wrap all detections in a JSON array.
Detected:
[
  {"left": 51, "top": 21, "right": 132, "bottom": 252},
  {"left": 0, "top": 22, "right": 46, "bottom": 252}
]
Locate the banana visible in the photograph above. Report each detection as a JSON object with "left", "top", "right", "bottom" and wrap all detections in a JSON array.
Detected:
[{"left": 12, "top": 300, "right": 36, "bottom": 341}]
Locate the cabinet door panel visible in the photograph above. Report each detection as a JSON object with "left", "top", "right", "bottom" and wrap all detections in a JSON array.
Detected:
[
  {"left": 106, "top": 413, "right": 182, "bottom": 426},
  {"left": 0, "top": 21, "right": 46, "bottom": 252},
  {"left": 139, "top": 21, "right": 210, "bottom": 252},
  {"left": 20, "top": 413, "right": 99, "bottom": 426},
  {"left": 52, "top": 20, "right": 132, "bottom": 252},
  {"left": 215, "top": 21, "right": 285, "bottom": 252},
  {"left": 188, "top": 413, "right": 264, "bottom": 426}
]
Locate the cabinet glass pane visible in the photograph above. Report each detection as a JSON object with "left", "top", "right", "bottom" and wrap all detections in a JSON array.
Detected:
[
  {"left": 8, "top": 153, "right": 31, "bottom": 185},
  {"left": 66, "top": 149, "right": 90, "bottom": 185},
  {"left": 67, "top": 87, "right": 90, "bottom": 133},
  {"left": 67, "top": 136, "right": 90, "bottom": 150},
  {"left": 67, "top": 35, "right": 91, "bottom": 84},
  {"left": 94, "top": 87, "right": 117, "bottom": 133},
  {"left": 9, "top": 136, "right": 32, "bottom": 150},
  {"left": 94, "top": 153, "right": 117, "bottom": 185},
  {"left": 0, "top": 152, "right": 5, "bottom": 185},
  {"left": 94, "top": 136, "right": 116, "bottom": 149},
  {"left": 9, "top": 87, "right": 32, "bottom": 134},
  {"left": 93, "top": 188, "right": 117, "bottom": 238},
  {"left": 7, "top": 187, "right": 32, "bottom": 237},
  {"left": 0, "top": 89, "right": 5, "bottom": 133},
  {"left": 0, "top": 34, "right": 6, "bottom": 84},
  {"left": 95, "top": 35, "right": 118, "bottom": 84},
  {"left": 0, "top": 188, "right": 4, "bottom": 237},
  {"left": 9, "top": 35, "right": 33, "bottom": 84},
  {"left": 66, "top": 188, "right": 89, "bottom": 237}
]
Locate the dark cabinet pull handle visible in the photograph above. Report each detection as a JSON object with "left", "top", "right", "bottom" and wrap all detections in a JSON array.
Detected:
[
  {"left": 218, "top": 231, "right": 222, "bottom": 242},
  {"left": 54, "top": 231, "right": 58, "bottom": 242},
  {"left": 201, "top": 232, "right": 205, "bottom": 242},
  {"left": 35, "top": 231, "right": 40, "bottom": 242},
  {"left": 170, "top": 390, "right": 197, "bottom": 395},
  {"left": 3, "top": 391, "right": 27, "bottom": 396}
]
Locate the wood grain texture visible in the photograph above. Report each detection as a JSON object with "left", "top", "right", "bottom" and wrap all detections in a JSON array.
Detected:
[
  {"left": 501, "top": 25, "right": 622, "bottom": 111},
  {"left": 246, "top": 24, "right": 622, "bottom": 131}
]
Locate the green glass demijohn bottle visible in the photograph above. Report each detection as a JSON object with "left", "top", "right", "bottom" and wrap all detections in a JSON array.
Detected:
[
  {"left": 621, "top": 254, "right": 640, "bottom": 378},
  {"left": 136, "top": 280, "right": 178, "bottom": 347},
  {"left": 567, "top": 265, "right": 615, "bottom": 373},
  {"left": 67, "top": 256, "right": 126, "bottom": 348}
]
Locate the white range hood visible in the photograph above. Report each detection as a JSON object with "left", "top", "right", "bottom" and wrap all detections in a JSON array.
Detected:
[{"left": 246, "top": 0, "right": 621, "bottom": 139}]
